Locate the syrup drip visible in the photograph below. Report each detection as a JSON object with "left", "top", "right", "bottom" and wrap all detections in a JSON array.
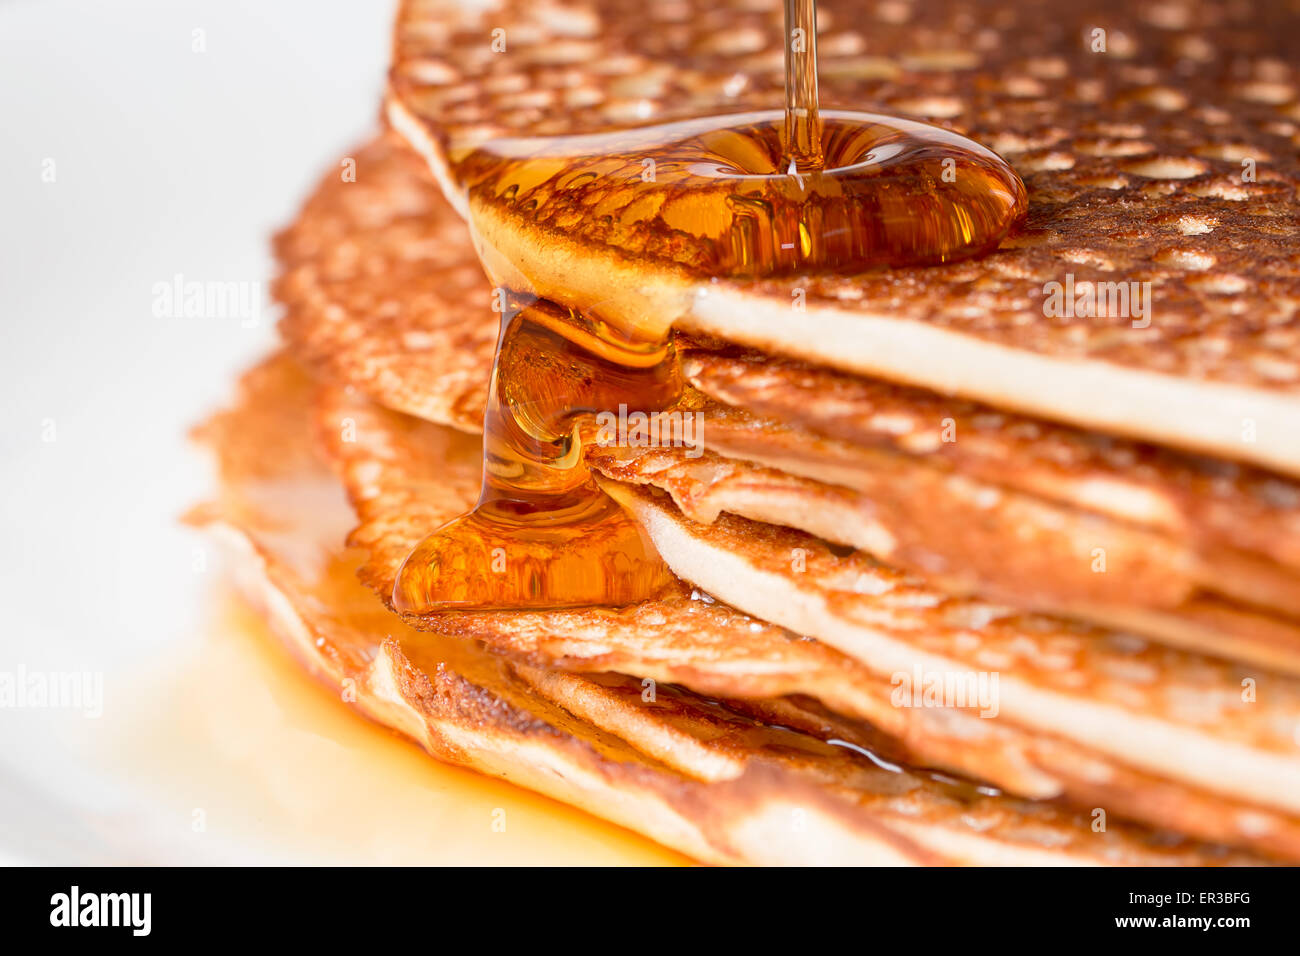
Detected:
[
  {"left": 393, "top": 300, "right": 680, "bottom": 611},
  {"left": 783, "top": 0, "right": 823, "bottom": 170},
  {"left": 393, "top": 0, "right": 1028, "bottom": 614}
]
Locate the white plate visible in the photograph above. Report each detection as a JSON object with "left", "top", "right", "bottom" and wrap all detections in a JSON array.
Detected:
[{"left": 0, "top": 0, "right": 680, "bottom": 865}]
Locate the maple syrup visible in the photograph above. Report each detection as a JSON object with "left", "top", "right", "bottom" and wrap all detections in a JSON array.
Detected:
[
  {"left": 86, "top": 591, "right": 687, "bottom": 864},
  {"left": 393, "top": 299, "right": 680, "bottom": 611},
  {"left": 393, "top": 0, "right": 1028, "bottom": 614},
  {"left": 452, "top": 110, "right": 1026, "bottom": 284},
  {"left": 783, "top": 0, "right": 823, "bottom": 170}
]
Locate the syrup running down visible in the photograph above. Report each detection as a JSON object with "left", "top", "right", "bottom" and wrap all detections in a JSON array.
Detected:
[
  {"left": 783, "top": 0, "right": 824, "bottom": 170},
  {"left": 392, "top": 0, "right": 1028, "bottom": 614},
  {"left": 394, "top": 300, "right": 681, "bottom": 610}
]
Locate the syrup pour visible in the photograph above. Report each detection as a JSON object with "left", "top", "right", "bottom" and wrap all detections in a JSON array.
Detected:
[
  {"left": 392, "top": 0, "right": 1028, "bottom": 614},
  {"left": 783, "top": 0, "right": 823, "bottom": 170}
]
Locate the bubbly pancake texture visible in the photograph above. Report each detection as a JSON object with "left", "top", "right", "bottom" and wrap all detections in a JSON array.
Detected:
[{"left": 388, "top": 0, "right": 1300, "bottom": 474}]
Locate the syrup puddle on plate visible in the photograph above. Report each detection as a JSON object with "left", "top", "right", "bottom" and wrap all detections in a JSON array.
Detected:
[{"left": 73, "top": 591, "right": 688, "bottom": 865}]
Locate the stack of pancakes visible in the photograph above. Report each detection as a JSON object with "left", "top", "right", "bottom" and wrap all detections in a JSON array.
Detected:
[{"left": 192, "top": 0, "right": 1300, "bottom": 864}]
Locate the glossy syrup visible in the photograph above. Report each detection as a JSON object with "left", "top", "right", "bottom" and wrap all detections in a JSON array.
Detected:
[
  {"left": 394, "top": 300, "right": 681, "bottom": 610},
  {"left": 393, "top": 0, "right": 1028, "bottom": 614}
]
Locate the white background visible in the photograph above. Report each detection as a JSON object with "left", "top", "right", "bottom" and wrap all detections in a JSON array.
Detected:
[{"left": 0, "top": 0, "right": 399, "bottom": 862}]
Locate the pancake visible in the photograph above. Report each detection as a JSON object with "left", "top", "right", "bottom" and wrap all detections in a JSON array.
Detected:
[
  {"left": 273, "top": 136, "right": 492, "bottom": 434},
  {"left": 386, "top": 0, "right": 1300, "bottom": 475},
  {"left": 685, "top": 350, "right": 1300, "bottom": 589},
  {"left": 315, "top": 372, "right": 1300, "bottom": 860},
  {"left": 186, "top": 353, "right": 1258, "bottom": 865},
  {"left": 276, "top": 134, "right": 1300, "bottom": 670},
  {"left": 588, "top": 428, "right": 1300, "bottom": 675},
  {"left": 236, "top": 0, "right": 1300, "bottom": 866}
]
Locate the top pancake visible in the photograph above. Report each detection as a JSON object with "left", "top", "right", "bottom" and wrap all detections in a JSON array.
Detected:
[{"left": 387, "top": 0, "right": 1300, "bottom": 474}]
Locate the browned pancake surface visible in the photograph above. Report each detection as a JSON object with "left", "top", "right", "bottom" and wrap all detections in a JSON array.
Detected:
[
  {"left": 686, "top": 349, "right": 1300, "bottom": 573},
  {"left": 390, "top": 0, "right": 1300, "bottom": 395},
  {"left": 273, "top": 135, "right": 1300, "bottom": 667},
  {"left": 315, "top": 372, "right": 1300, "bottom": 859},
  {"left": 190, "top": 353, "right": 1262, "bottom": 865},
  {"left": 274, "top": 133, "right": 493, "bottom": 432}
]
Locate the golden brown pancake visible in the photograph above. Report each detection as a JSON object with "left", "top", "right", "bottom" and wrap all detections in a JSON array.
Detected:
[
  {"left": 187, "top": 354, "right": 1259, "bottom": 865},
  {"left": 314, "top": 373, "right": 1300, "bottom": 860},
  {"left": 387, "top": 0, "right": 1300, "bottom": 475},
  {"left": 275, "top": 134, "right": 1300, "bottom": 671},
  {"left": 588, "top": 428, "right": 1300, "bottom": 675},
  {"left": 686, "top": 350, "right": 1300, "bottom": 596},
  {"left": 234, "top": 0, "right": 1300, "bottom": 865},
  {"left": 274, "top": 137, "right": 493, "bottom": 434}
]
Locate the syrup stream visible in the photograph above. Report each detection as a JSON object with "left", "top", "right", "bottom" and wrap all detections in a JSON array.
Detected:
[{"left": 782, "top": 0, "right": 824, "bottom": 170}]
